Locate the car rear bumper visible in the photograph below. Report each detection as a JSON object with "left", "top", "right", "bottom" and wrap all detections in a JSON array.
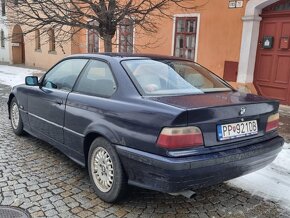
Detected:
[{"left": 115, "top": 136, "right": 284, "bottom": 193}]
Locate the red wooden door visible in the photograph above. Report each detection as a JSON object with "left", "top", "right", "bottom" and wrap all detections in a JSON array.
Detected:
[{"left": 254, "top": 1, "right": 290, "bottom": 105}]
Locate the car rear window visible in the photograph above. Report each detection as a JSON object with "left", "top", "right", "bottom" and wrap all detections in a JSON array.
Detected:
[{"left": 121, "top": 59, "right": 232, "bottom": 96}]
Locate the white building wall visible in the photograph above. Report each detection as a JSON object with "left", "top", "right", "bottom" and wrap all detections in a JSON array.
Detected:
[{"left": 0, "top": 0, "right": 10, "bottom": 63}]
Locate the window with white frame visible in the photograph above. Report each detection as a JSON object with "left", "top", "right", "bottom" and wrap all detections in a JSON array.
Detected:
[
  {"left": 174, "top": 17, "right": 197, "bottom": 60},
  {"left": 119, "top": 18, "right": 134, "bottom": 53},
  {"left": 87, "top": 20, "right": 99, "bottom": 53}
]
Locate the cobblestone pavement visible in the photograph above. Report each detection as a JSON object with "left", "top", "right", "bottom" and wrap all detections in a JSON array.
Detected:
[{"left": 0, "top": 83, "right": 289, "bottom": 218}]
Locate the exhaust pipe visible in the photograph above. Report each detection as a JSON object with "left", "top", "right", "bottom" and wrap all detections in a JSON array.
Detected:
[{"left": 169, "top": 190, "right": 196, "bottom": 199}]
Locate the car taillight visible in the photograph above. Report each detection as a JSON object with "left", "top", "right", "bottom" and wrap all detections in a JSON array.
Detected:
[
  {"left": 157, "top": 126, "right": 203, "bottom": 149},
  {"left": 266, "top": 113, "right": 279, "bottom": 132}
]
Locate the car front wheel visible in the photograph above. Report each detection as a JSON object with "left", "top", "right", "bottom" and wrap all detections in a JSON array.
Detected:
[
  {"left": 88, "top": 137, "right": 127, "bottom": 203},
  {"left": 10, "top": 97, "right": 24, "bottom": 135}
]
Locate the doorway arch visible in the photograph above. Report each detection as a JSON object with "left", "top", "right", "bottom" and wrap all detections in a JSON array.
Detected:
[
  {"left": 237, "top": 0, "right": 279, "bottom": 83},
  {"left": 12, "top": 25, "right": 25, "bottom": 64}
]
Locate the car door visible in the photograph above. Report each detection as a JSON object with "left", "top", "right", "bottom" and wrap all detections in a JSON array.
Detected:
[
  {"left": 27, "top": 58, "right": 88, "bottom": 143},
  {"left": 63, "top": 59, "right": 117, "bottom": 159}
]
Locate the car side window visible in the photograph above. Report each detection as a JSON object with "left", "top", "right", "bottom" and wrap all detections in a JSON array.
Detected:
[
  {"left": 74, "top": 60, "right": 117, "bottom": 97},
  {"left": 42, "top": 59, "right": 88, "bottom": 91}
]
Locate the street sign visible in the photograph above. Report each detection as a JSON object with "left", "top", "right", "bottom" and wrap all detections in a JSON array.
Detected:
[
  {"left": 229, "top": 0, "right": 243, "bottom": 9},
  {"left": 229, "top": 1, "right": 236, "bottom": 8},
  {"left": 236, "top": 1, "right": 244, "bottom": 8},
  {"left": 11, "top": 43, "right": 20, "bottom": 47}
]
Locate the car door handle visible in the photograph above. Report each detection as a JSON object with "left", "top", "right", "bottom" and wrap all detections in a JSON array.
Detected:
[{"left": 55, "top": 99, "right": 63, "bottom": 105}]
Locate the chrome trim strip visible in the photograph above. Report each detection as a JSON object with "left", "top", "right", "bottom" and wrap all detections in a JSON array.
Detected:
[
  {"left": 19, "top": 108, "right": 26, "bottom": 113},
  {"left": 28, "top": 112, "right": 84, "bottom": 137},
  {"left": 64, "top": 127, "right": 84, "bottom": 137},
  {"left": 28, "top": 112, "right": 63, "bottom": 129}
]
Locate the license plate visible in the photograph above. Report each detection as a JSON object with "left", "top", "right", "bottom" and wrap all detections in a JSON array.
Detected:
[{"left": 217, "top": 120, "right": 258, "bottom": 141}]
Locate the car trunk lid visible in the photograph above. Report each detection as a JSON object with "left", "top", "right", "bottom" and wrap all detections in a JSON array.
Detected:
[{"left": 147, "top": 91, "right": 279, "bottom": 147}]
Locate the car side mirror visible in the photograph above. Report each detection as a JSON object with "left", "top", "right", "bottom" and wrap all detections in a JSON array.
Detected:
[{"left": 25, "top": 76, "right": 39, "bottom": 86}]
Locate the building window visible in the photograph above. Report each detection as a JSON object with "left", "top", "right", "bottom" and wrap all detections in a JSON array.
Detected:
[
  {"left": 87, "top": 21, "right": 99, "bottom": 53},
  {"left": 48, "top": 29, "right": 55, "bottom": 52},
  {"left": 0, "top": 29, "right": 4, "bottom": 48},
  {"left": 35, "top": 29, "right": 41, "bottom": 50},
  {"left": 119, "top": 18, "right": 134, "bottom": 53},
  {"left": 174, "top": 17, "right": 197, "bottom": 60},
  {"left": 1, "top": 0, "right": 5, "bottom": 16}
]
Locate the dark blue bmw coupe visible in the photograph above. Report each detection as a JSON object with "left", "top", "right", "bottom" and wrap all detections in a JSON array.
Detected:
[{"left": 8, "top": 53, "right": 284, "bottom": 202}]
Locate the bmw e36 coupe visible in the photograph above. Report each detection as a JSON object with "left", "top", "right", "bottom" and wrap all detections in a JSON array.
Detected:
[{"left": 8, "top": 53, "right": 284, "bottom": 202}]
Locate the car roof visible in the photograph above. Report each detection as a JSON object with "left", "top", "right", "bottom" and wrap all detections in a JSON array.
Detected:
[{"left": 68, "top": 53, "right": 192, "bottom": 62}]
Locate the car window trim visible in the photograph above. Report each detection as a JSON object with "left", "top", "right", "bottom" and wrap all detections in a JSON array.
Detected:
[
  {"left": 192, "top": 62, "right": 235, "bottom": 91},
  {"left": 120, "top": 58, "right": 150, "bottom": 97},
  {"left": 120, "top": 58, "right": 235, "bottom": 97},
  {"left": 39, "top": 57, "right": 90, "bottom": 91},
  {"left": 72, "top": 58, "right": 118, "bottom": 99},
  {"left": 156, "top": 59, "right": 235, "bottom": 91},
  {"left": 41, "top": 86, "right": 70, "bottom": 94}
]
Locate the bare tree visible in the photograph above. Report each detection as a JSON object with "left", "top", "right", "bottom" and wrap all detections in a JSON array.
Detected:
[{"left": 6, "top": 0, "right": 199, "bottom": 52}]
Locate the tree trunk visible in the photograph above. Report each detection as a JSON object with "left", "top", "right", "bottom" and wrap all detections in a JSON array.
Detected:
[{"left": 103, "top": 34, "right": 113, "bottom": 52}]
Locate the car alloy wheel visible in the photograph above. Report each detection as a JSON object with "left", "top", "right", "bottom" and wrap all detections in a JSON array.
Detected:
[
  {"left": 10, "top": 97, "right": 24, "bottom": 136},
  {"left": 91, "top": 147, "right": 114, "bottom": 193},
  {"left": 11, "top": 102, "right": 20, "bottom": 130},
  {"left": 88, "top": 137, "right": 127, "bottom": 202}
]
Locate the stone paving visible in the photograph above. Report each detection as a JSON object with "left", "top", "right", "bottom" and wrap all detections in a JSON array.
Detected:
[{"left": 0, "top": 83, "right": 289, "bottom": 218}]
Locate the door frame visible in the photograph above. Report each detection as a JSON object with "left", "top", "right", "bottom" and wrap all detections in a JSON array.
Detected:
[
  {"left": 11, "top": 24, "right": 25, "bottom": 64},
  {"left": 255, "top": 5, "right": 290, "bottom": 105},
  {"left": 237, "top": 0, "right": 280, "bottom": 83}
]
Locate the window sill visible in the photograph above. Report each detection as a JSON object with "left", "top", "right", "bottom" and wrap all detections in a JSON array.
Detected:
[
  {"left": 35, "top": 49, "right": 42, "bottom": 53},
  {"left": 48, "top": 50, "right": 57, "bottom": 55}
]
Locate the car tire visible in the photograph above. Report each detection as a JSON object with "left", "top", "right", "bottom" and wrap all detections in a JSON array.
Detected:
[
  {"left": 10, "top": 97, "right": 24, "bottom": 136},
  {"left": 88, "top": 137, "right": 127, "bottom": 203}
]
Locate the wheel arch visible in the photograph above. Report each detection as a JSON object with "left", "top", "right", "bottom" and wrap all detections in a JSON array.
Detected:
[{"left": 83, "top": 127, "right": 120, "bottom": 168}]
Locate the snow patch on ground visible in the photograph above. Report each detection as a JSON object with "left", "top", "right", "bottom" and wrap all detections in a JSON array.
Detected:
[
  {"left": 228, "top": 142, "right": 290, "bottom": 211},
  {"left": 284, "top": 142, "right": 290, "bottom": 149},
  {"left": 0, "top": 65, "right": 43, "bottom": 87}
]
